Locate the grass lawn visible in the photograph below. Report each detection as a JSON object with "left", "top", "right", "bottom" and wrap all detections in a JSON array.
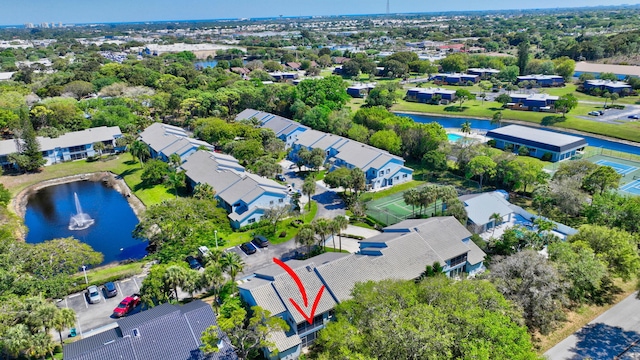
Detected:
[
  {"left": 536, "top": 277, "right": 637, "bottom": 354},
  {"left": 71, "top": 260, "right": 147, "bottom": 287},
  {"left": 544, "top": 83, "right": 640, "bottom": 105},
  {"left": 1, "top": 155, "right": 174, "bottom": 207},
  {"left": 359, "top": 180, "right": 426, "bottom": 203},
  {"left": 391, "top": 98, "right": 640, "bottom": 143},
  {"left": 220, "top": 201, "right": 319, "bottom": 248}
]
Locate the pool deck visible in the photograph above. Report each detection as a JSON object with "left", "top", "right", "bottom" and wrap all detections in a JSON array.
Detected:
[{"left": 445, "top": 129, "right": 488, "bottom": 143}]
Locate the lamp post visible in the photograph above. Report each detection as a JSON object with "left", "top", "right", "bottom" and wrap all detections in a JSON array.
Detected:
[
  {"left": 214, "top": 230, "right": 218, "bottom": 250},
  {"left": 81, "top": 265, "right": 88, "bottom": 285}
]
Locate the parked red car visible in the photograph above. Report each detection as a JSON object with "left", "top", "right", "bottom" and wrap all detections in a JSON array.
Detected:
[{"left": 113, "top": 294, "right": 141, "bottom": 318}]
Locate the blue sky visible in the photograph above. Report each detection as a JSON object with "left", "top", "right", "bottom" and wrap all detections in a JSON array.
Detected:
[{"left": 2, "top": 0, "right": 638, "bottom": 26}]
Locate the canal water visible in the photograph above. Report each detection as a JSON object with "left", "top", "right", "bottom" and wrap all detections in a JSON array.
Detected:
[
  {"left": 397, "top": 113, "right": 640, "bottom": 155},
  {"left": 24, "top": 181, "right": 146, "bottom": 265}
]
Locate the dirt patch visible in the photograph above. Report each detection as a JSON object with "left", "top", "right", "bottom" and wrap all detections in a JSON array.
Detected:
[{"left": 12, "top": 172, "right": 145, "bottom": 239}]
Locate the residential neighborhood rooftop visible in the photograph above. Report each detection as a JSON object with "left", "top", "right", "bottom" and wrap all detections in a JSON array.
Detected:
[
  {"left": 486, "top": 125, "right": 587, "bottom": 149},
  {"left": 0, "top": 126, "right": 122, "bottom": 156},
  {"left": 63, "top": 300, "right": 237, "bottom": 360}
]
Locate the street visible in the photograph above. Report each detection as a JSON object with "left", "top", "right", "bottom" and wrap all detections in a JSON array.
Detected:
[{"left": 545, "top": 292, "right": 640, "bottom": 359}]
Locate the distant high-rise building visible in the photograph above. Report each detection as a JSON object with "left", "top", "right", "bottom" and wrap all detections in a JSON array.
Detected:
[
  {"left": 24, "top": 23, "right": 34, "bottom": 29},
  {"left": 40, "top": 22, "right": 49, "bottom": 28}
]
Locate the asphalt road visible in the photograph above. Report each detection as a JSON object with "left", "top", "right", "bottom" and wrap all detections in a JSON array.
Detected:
[{"left": 545, "top": 292, "right": 640, "bottom": 359}]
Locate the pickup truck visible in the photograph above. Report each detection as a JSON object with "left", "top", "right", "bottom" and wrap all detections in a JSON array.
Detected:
[{"left": 113, "top": 294, "right": 141, "bottom": 318}]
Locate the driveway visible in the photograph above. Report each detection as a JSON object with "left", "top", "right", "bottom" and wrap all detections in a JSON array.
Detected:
[
  {"left": 56, "top": 275, "right": 146, "bottom": 339},
  {"left": 545, "top": 292, "right": 640, "bottom": 359}
]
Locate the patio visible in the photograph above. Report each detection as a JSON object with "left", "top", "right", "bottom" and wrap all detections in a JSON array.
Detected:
[{"left": 479, "top": 214, "right": 567, "bottom": 241}]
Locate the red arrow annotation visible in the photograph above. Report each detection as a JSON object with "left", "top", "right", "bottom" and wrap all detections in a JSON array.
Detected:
[{"left": 273, "top": 257, "right": 326, "bottom": 324}]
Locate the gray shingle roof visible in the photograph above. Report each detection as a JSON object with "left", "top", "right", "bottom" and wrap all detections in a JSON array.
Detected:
[
  {"left": 267, "top": 329, "right": 302, "bottom": 353},
  {"left": 462, "top": 191, "right": 514, "bottom": 226},
  {"left": 64, "top": 301, "right": 237, "bottom": 360},
  {"left": 0, "top": 126, "right": 122, "bottom": 156},
  {"left": 272, "top": 263, "right": 338, "bottom": 324}
]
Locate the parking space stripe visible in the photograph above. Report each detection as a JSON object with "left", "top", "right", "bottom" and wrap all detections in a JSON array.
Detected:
[
  {"left": 116, "top": 282, "right": 124, "bottom": 298},
  {"left": 68, "top": 293, "right": 82, "bottom": 298},
  {"left": 75, "top": 315, "right": 82, "bottom": 337},
  {"left": 132, "top": 277, "right": 140, "bottom": 291},
  {"left": 82, "top": 293, "right": 88, "bottom": 309}
]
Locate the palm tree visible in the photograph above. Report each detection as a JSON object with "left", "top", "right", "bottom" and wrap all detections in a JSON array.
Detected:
[
  {"left": 460, "top": 121, "right": 472, "bottom": 137},
  {"left": 129, "top": 140, "right": 150, "bottom": 168},
  {"left": 296, "top": 224, "right": 316, "bottom": 255},
  {"left": 200, "top": 264, "right": 224, "bottom": 308},
  {"left": 491, "top": 111, "right": 503, "bottom": 128},
  {"left": 302, "top": 176, "right": 316, "bottom": 212},
  {"left": 418, "top": 185, "right": 437, "bottom": 217},
  {"left": 313, "top": 218, "right": 331, "bottom": 250},
  {"left": 220, "top": 252, "right": 244, "bottom": 282},
  {"left": 331, "top": 215, "right": 349, "bottom": 252},
  {"left": 167, "top": 170, "right": 186, "bottom": 198},
  {"left": 436, "top": 185, "right": 458, "bottom": 215},
  {"left": 92, "top": 141, "right": 106, "bottom": 158},
  {"left": 182, "top": 269, "right": 203, "bottom": 299},
  {"left": 27, "top": 332, "right": 56, "bottom": 360},
  {"left": 163, "top": 265, "right": 188, "bottom": 301},
  {"left": 168, "top": 153, "right": 182, "bottom": 169},
  {"left": 52, "top": 308, "right": 76, "bottom": 344},
  {"left": 403, "top": 188, "right": 420, "bottom": 217},
  {"left": 490, "top": 212, "right": 502, "bottom": 236}
]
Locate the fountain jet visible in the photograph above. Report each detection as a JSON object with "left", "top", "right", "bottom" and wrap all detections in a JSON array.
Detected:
[{"left": 69, "top": 192, "right": 94, "bottom": 230}]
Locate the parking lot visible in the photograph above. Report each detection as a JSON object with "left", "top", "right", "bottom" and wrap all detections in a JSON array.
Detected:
[{"left": 57, "top": 275, "right": 147, "bottom": 339}]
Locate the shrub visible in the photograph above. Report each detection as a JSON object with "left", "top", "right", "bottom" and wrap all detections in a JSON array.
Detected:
[
  {"left": 541, "top": 152, "right": 553, "bottom": 161},
  {"left": 279, "top": 231, "right": 287, "bottom": 238},
  {"left": 487, "top": 139, "right": 496, "bottom": 147}
]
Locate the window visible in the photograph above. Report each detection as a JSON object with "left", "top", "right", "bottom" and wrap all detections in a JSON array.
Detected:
[
  {"left": 68, "top": 145, "right": 87, "bottom": 153},
  {"left": 395, "top": 176, "right": 399, "bottom": 180},
  {"left": 386, "top": 169, "right": 390, "bottom": 174},
  {"left": 448, "top": 254, "right": 467, "bottom": 267},
  {"left": 403, "top": 174, "right": 408, "bottom": 178},
  {"left": 379, "top": 171, "right": 384, "bottom": 176},
  {"left": 278, "top": 198, "right": 284, "bottom": 203},
  {"left": 248, "top": 218, "right": 256, "bottom": 224},
  {"left": 270, "top": 200, "right": 274, "bottom": 205}
]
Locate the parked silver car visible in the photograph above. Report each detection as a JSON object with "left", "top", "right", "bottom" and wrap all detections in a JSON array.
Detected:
[{"left": 87, "top": 285, "right": 101, "bottom": 304}]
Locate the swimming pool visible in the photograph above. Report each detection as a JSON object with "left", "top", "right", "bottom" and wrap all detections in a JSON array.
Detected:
[{"left": 447, "top": 133, "right": 463, "bottom": 142}]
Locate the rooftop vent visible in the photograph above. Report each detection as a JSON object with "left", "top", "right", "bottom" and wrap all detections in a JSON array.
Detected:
[
  {"left": 103, "top": 340, "right": 115, "bottom": 345},
  {"left": 306, "top": 265, "right": 313, "bottom": 272},
  {"left": 133, "top": 328, "right": 140, "bottom": 337}
]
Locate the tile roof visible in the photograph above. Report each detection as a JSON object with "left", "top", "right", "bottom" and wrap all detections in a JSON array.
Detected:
[{"left": 64, "top": 301, "right": 237, "bottom": 360}]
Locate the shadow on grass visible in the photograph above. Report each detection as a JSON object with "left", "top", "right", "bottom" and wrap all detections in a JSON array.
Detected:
[
  {"left": 488, "top": 107, "right": 504, "bottom": 111},
  {"left": 444, "top": 106, "right": 468, "bottom": 112},
  {"left": 124, "top": 159, "right": 138, "bottom": 166},
  {"left": 541, "top": 115, "right": 567, "bottom": 126},
  {"left": 117, "top": 168, "right": 141, "bottom": 179}
]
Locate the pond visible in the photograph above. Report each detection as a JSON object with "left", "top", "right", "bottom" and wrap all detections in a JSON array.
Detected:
[
  {"left": 24, "top": 181, "right": 146, "bottom": 265},
  {"left": 396, "top": 112, "right": 640, "bottom": 155}
]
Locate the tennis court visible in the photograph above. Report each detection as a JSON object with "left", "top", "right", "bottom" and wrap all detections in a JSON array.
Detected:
[
  {"left": 620, "top": 180, "right": 640, "bottom": 195},
  {"left": 594, "top": 160, "right": 638, "bottom": 175},
  {"left": 585, "top": 154, "right": 640, "bottom": 195},
  {"left": 366, "top": 187, "right": 446, "bottom": 226}
]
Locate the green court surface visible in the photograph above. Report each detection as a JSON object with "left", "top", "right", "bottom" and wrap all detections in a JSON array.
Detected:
[
  {"left": 366, "top": 187, "right": 444, "bottom": 225},
  {"left": 585, "top": 154, "right": 640, "bottom": 188}
]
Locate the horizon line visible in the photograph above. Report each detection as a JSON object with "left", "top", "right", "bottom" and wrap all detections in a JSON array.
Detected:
[{"left": 4, "top": 3, "right": 639, "bottom": 28}]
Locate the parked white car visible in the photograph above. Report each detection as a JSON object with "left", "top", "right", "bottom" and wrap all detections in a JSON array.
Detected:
[{"left": 87, "top": 285, "right": 101, "bottom": 304}]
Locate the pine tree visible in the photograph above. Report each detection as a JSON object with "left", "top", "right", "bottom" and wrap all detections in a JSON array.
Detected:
[{"left": 18, "top": 110, "right": 45, "bottom": 172}]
